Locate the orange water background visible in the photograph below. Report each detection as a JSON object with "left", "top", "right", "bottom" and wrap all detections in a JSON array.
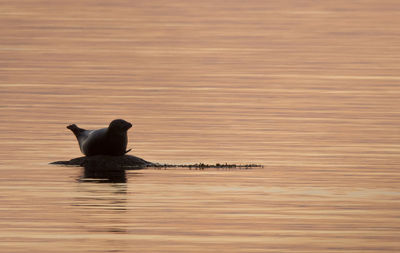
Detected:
[{"left": 1, "top": 1, "right": 399, "bottom": 252}]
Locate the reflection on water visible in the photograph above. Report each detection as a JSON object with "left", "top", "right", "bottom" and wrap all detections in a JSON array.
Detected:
[
  {"left": 1, "top": 0, "right": 400, "bottom": 252},
  {"left": 78, "top": 166, "right": 128, "bottom": 183},
  {"left": 73, "top": 177, "right": 128, "bottom": 235}
]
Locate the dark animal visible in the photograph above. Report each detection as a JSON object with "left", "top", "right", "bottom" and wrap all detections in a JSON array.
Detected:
[{"left": 67, "top": 119, "right": 132, "bottom": 156}]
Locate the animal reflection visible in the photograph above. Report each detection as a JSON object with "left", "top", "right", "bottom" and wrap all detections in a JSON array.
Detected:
[{"left": 79, "top": 166, "right": 127, "bottom": 183}]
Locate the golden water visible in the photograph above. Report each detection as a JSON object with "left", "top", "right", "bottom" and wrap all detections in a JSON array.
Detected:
[{"left": 1, "top": 1, "right": 399, "bottom": 252}]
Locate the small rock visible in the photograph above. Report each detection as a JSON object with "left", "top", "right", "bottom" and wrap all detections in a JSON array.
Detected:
[{"left": 50, "top": 155, "right": 152, "bottom": 170}]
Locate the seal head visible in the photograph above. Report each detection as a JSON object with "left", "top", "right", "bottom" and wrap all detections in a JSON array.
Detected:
[
  {"left": 67, "top": 119, "right": 132, "bottom": 156},
  {"left": 109, "top": 119, "right": 132, "bottom": 133}
]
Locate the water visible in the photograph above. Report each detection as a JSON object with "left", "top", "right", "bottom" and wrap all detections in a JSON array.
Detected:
[{"left": 1, "top": 1, "right": 400, "bottom": 252}]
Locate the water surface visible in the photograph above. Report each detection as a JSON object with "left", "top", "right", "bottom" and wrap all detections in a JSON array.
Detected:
[{"left": 1, "top": 1, "right": 399, "bottom": 252}]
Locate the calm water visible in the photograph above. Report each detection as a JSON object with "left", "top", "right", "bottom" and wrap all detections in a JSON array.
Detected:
[{"left": 1, "top": 1, "right": 400, "bottom": 252}]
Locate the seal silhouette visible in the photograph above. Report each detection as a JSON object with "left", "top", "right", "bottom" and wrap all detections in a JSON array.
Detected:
[{"left": 67, "top": 119, "right": 132, "bottom": 156}]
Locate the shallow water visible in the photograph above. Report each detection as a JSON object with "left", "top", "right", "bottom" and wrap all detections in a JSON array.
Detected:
[{"left": 1, "top": 0, "right": 400, "bottom": 252}]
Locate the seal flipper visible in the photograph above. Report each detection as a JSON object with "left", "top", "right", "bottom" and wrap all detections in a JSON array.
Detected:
[{"left": 67, "top": 124, "right": 86, "bottom": 137}]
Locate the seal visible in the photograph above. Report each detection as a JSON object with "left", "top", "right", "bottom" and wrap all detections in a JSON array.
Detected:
[{"left": 67, "top": 119, "right": 132, "bottom": 156}]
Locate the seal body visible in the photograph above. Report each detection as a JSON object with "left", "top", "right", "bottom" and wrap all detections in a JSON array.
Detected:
[{"left": 67, "top": 119, "right": 132, "bottom": 156}]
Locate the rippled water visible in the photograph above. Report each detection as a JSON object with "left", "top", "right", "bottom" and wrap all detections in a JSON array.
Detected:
[{"left": 1, "top": 1, "right": 400, "bottom": 252}]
